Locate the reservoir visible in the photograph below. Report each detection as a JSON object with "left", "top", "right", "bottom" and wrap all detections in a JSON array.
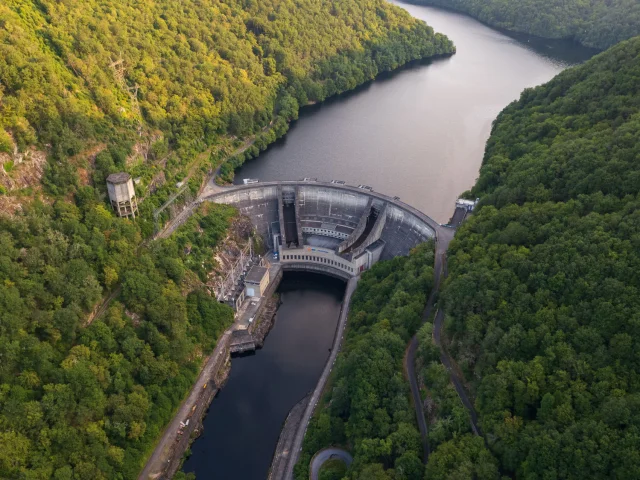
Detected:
[
  {"left": 235, "top": 1, "right": 596, "bottom": 223},
  {"left": 184, "top": 3, "right": 596, "bottom": 479}
]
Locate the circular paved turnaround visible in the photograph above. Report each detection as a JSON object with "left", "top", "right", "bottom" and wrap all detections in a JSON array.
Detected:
[{"left": 310, "top": 448, "right": 353, "bottom": 480}]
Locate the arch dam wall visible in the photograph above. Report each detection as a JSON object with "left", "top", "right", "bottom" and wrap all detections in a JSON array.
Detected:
[{"left": 202, "top": 181, "right": 440, "bottom": 277}]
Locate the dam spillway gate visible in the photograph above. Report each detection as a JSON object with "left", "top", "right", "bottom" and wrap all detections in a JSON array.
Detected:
[{"left": 202, "top": 180, "right": 440, "bottom": 278}]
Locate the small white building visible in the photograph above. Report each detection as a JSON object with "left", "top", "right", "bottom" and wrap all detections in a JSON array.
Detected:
[
  {"left": 456, "top": 198, "right": 479, "bottom": 212},
  {"left": 107, "top": 172, "right": 138, "bottom": 219},
  {"left": 244, "top": 265, "right": 270, "bottom": 298}
]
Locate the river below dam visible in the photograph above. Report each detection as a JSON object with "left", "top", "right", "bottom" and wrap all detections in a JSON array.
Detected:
[
  {"left": 184, "top": 3, "right": 595, "bottom": 478},
  {"left": 182, "top": 274, "right": 345, "bottom": 478}
]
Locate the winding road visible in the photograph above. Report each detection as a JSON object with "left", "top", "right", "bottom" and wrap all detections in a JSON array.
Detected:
[
  {"left": 404, "top": 217, "right": 483, "bottom": 468},
  {"left": 404, "top": 227, "right": 453, "bottom": 463},
  {"left": 433, "top": 306, "right": 482, "bottom": 436},
  {"left": 309, "top": 448, "right": 353, "bottom": 480}
]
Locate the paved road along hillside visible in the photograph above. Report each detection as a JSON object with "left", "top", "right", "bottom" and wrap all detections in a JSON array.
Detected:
[
  {"left": 138, "top": 330, "right": 232, "bottom": 480},
  {"left": 404, "top": 226, "right": 454, "bottom": 462}
]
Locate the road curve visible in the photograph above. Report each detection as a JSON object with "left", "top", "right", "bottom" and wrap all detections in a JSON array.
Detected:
[
  {"left": 310, "top": 448, "right": 353, "bottom": 480},
  {"left": 405, "top": 335, "right": 429, "bottom": 462},
  {"left": 404, "top": 227, "right": 454, "bottom": 464},
  {"left": 433, "top": 307, "right": 482, "bottom": 437},
  {"left": 284, "top": 276, "right": 360, "bottom": 479},
  {"left": 430, "top": 226, "right": 482, "bottom": 437},
  {"left": 405, "top": 285, "right": 437, "bottom": 463}
]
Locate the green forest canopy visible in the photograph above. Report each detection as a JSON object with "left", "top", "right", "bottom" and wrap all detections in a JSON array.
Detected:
[
  {"left": 0, "top": 200, "right": 237, "bottom": 478},
  {"left": 0, "top": 2, "right": 454, "bottom": 477},
  {"left": 1, "top": 0, "right": 453, "bottom": 208},
  {"left": 440, "top": 36, "right": 640, "bottom": 478},
  {"left": 407, "top": 0, "right": 640, "bottom": 50},
  {"left": 295, "top": 242, "right": 437, "bottom": 480}
]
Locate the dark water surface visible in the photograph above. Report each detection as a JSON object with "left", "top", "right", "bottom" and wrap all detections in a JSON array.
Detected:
[
  {"left": 235, "top": 1, "right": 596, "bottom": 223},
  {"left": 183, "top": 273, "right": 345, "bottom": 479}
]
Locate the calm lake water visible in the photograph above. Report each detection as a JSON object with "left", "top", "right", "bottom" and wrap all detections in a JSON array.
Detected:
[
  {"left": 235, "top": 1, "right": 596, "bottom": 223},
  {"left": 183, "top": 273, "right": 345, "bottom": 479},
  {"left": 185, "top": 4, "right": 596, "bottom": 479}
]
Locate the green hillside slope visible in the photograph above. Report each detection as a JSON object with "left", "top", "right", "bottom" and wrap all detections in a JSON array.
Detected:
[
  {"left": 1, "top": 0, "right": 453, "bottom": 211},
  {"left": 407, "top": 0, "right": 640, "bottom": 50},
  {"left": 0, "top": 1, "right": 453, "bottom": 478},
  {"left": 439, "top": 37, "right": 640, "bottom": 478}
]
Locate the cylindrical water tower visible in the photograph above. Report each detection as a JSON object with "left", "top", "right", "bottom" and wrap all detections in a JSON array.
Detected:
[{"left": 106, "top": 172, "right": 138, "bottom": 219}]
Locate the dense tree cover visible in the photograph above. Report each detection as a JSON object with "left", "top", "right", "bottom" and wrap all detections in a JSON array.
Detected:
[
  {"left": 415, "top": 323, "right": 470, "bottom": 446},
  {"left": 425, "top": 435, "right": 499, "bottom": 480},
  {"left": 415, "top": 322, "right": 499, "bottom": 479},
  {"left": 295, "top": 242, "right": 435, "bottom": 480},
  {"left": 0, "top": 198, "right": 236, "bottom": 479},
  {"left": 0, "top": 2, "right": 454, "bottom": 477},
  {"left": 1, "top": 0, "right": 453, "bottom": 205},
  {"left": 319, "top": 458, "right": 348, "bottom": 480},
  {"left": 439, "top": 37, "right": 640, "bottom": 478},
  {"left": 408, "top": 0, "right": 640, "bottom": 50}
]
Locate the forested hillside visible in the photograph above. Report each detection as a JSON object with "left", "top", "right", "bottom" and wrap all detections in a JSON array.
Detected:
[
  {"left": 407, "top": 0, "right": 640, "bottom": 49},
  {"left": 440, "top": 37, "right": 640, "bottom": 478},
  {"left": 0, "top": 201, "right": 239, "bottom": 478},
  {"left": 0, "top": 2, "right": 453, "bottom": 477},
  {"left": 295, "top": 243, "right": 435, "bottom": 479},
  {"left": 1, "top": 0, "right": 453, "bottom": 219}
]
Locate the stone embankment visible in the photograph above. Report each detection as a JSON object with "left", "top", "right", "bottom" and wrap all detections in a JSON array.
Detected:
[
  {"left": 251, "top": 293, "right": 280, "bottom": 347},
  {"left": 139, "top": 264, "right": 283, "bottom": 479},
  {"left": 162, "top": 354, "right": 232, "bottom": 479},
  {"left": 267, "top": 393, "right": 311, "bottom": 480},
  {"left": 138, "top": 330, "right": 233, "bottom": 480}
]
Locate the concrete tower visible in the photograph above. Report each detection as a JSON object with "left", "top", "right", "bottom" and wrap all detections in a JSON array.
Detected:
[{"left": 106, "top": 172, "right": 138, "bottom": 219}]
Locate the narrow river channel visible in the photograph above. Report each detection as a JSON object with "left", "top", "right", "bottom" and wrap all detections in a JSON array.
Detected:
[
  {"left": 184, "top": 3, "right": 596, "bottom": 478},
  {"left": 183, "top": 274, "right": 345, "bottom": 478}
]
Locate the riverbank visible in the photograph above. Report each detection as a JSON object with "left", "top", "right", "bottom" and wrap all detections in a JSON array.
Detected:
[
  {"left": 397, "top": 0, "right": 634, "bottom": 50},
  {"left": 137, "top": 329, "right": 233, "bottom": 480},
  {"left": 138, "top": 264, "right": 283, "bottom": 479},
  {"left": 251, "top": 293, "right": 281, "bottom": 348},
  {"left": 214, "top": 52, "right": 456, "bottom": 186},
  {"left": 268, "top": 393, "right": 311, "bottom": 480},
  {"left": 284, "top": 276, "right": 360, "bottom": 479},
  {"left": 232, "top": 3, "right": 594, "bottom": 224}
]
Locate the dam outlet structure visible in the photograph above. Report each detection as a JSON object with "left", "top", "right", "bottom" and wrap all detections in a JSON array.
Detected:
[{"left": 201, "top": 180, "right": 441, "bottom": 278}]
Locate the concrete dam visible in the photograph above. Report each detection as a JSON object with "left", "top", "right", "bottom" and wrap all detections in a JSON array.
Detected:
[{"left": 201, "top": 180, "right": 442, "bottom": 281}]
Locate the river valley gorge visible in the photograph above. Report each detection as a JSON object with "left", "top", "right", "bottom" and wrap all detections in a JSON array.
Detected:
[
  {"left": 183, "top": 2, "right": 596, "bottom": 478},
  {"left": 4, "top": 0, "right": 638, "bottom": 478},
  {"left": 235, "top": 1, "right": 595, "bottom": 224}
]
